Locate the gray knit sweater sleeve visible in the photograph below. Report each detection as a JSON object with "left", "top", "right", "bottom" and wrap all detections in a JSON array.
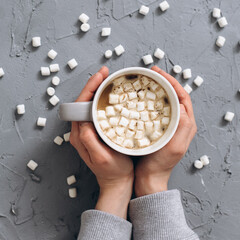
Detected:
[
  {"left": 77, "top": 210, "right": 132, "bottom": 240},
  {"left": 129, "top": 189, "right": 199, "bottom": 240}
]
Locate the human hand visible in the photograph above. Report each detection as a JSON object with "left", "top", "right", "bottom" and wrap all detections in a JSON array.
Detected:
[
  {"left": 69, "top": 66, "right": 134, "bottom": 218},
  {"left": 135, "top": 66, "right": 197, "bottom": 197}
]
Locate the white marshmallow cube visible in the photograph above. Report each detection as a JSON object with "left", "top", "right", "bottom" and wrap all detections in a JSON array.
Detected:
[
  {"left": 184, "top": 84, "right": 193, "bottom": 94},
  {"left": 115, "top": 45, "right": 125, "bottom": 56},
  {"left": 113, "top": 85, "right": 124, "bottom": 94},
  {"left": 50, "top": 64, "right": 60, "bottom": 73},
  {"left": 135, "top": 130, "right": 144, "bottom": 139},
  {"left": 101, "top": 27, "right": 111, "bottom": 36},
  {"left": 127, "top": 101, "right": 137, "bottom": 109},
  {"left": 173, "top": 65, "right": 182, "bottom": 74},
  {"left": 79, "top": 13, "right": 89, "bottom": 23},
  {"left": 193, "top": 76, "right": 204, "bottom": 87},
  {"left": 68, "top": 59, "right": 78, "bottom": 70},
  {"left": 137, "top": 120, "right": 144, "bottom": 130},
  {"left": 121, "top": 108, "right": 130, "bottom": 118},
  {"left": 150, "top": 131, "right": 162, "bottom": 141},
  {"left": 114, "top": 104, "right": 123, "bottom": 112},
  {"left": 119, "top": 117, "right": 129, "bottom": 127},
  {"left": 147, "top": 101, "right": 155, "bottom": 111},
  {"left": 119, "top": 93, "right": 128, "bottom": 103},
  {"left": 162, "top": 117, "right": 170, "bottom": 125},
  {"left": 126, "top": 129, "right": 135, "bottom": 138},
  {"left": 129, "top": 120, "right": 137, "bottom": 130},
  {"left": 150, "top": 112, "right": 158, "bottom": 120},
  {"left": 67, "top": 175, "right": 76, "bottom": 185},
  {"left": 99, "top": 120, "right": 110, "bottom": 130},
  {"left": 145, "top": 121, "right": 153, "bottom": 133},
  {"left": 155, "top": 101, "right": 164, "bottom": 110},
  {"left": 217, "top": 17, "right": 228, "bottom": 28},
  {"left": 137, "top": 137, "right": 150, "bottom": 148},
  {"left": 128, "top": 91, "right": 137, "bottom": 100},
  {"left": 116, "top": 127, "right": 125, "bottom": 136},
  {"left": 105, "top": 50, "right": 113, "bottom": 59},
  {"left": 146, "top": 91, "right": 156, "bottom": 100},
  {"left": 109, "top": 117, "right": 119, "bottom": 126},
  {"left": 156, "top": 88, "right": 165, "bottom": 99},
  {"left": 69, "top": 188, "right": 77, "bottom": 198},
  {"left": 32, "top": 37, "right": 41, "bottom": 47},
  {"left": 106, "top": 128, "right": 116, "bottom": 140},
  {"left": 163, "top": 106, "right": 171, "bottom": 116},
  {"left": 133, "top": 80, "right": 142, "bottom": 91},
  {"left": 123, "top": 139, "right": 134, "bottom": 148},
  {"left": 106, "top": 106, "right": 115, "bottom": 117},
  {"left": 183, "top": 69, "right": 192, "bottom": 79},
  {"left": 150, "top": 81, "right": 159, "bottom": 91},
  {"left": 154, "top": 48, "right": 165, "bottom": 60},
  {"left": 27, "top": 160, "right": 38, "bottom": 171},
  {"left": 129, "top": 110, "right": 140, "bottom": 120},
  {"left": 142, "top": 54, "right": 154, "bottom": 65},
  {"left": 123, "top": 82, "right": 133, "bottom": 92},
  {"left": 137, "top": 102, "right": 145, "bottom": 111},
  {"left": 49, "top": 95, "right": 60, "bottom": 106},
  {"left": 47, "top": 87, "right": 55, "bottom": 96},
  {"left": 159, "top": 1, "right": 170, "bottom": 11},
  {"left": 109, "top": 93, "right": 119, "bottom": 104},
  {"left": 212, "top": 8, "right": 221, "bottom": 18},
  {"left": 139, "top": 5, "right": 149, "bottom": 15},
  {"left": 48, "top": 49, "right": 58, "bottom": 60},
  {"left": 81, "top": 23, "right": 90, "bottom": 32},
  {"left": 41, "top": 67, "right": 50, "bottom": 76},
  {"left": 194, "top": 160, "right": 203, "bottom": 169},
  {"left": 98, "top": 110, "right": 107, "bottom": 119},
  {"left": 115, "top": 136, "right": 124, "bottom": 145},
  {"left": 64, "top": 132, "right": 71, "bottom": 142},
  {"left": 37, "top": 117, "right": 47, "bottom": 127},
  {"left": 114, "top": 77, "right": 125, "bottom": 86},
  {"left": 200, "top": 155, "right": 210, "bottom": 166},
  {"left": 224, "top": 112, "right": 234, "bottom": 122},
  {"left": 137, "top": 90, "right": 145, "bottom": 100},
  {"left": 17, "top": 104, "right": 25, "bottom": 115},
  {"left": 0, "top": 68, "right": 5, "bottom": 77},
  {"left": 140, "top": 111, "right": 149, "bottom": 121},
  {"left": 54, "top": 136, "right": 64, "bottom": 146},
  {"left": 153, "top": 120, "right": 161, "bottom": 130},
  {"left": 141, "top": 76, "right": 150, "bottom": 86},
  {"left": 216, "top": 36, "right": 226, "bottom": 48},
  {"left": 52, "top": 76, "right": 60, "bottom": 86}
]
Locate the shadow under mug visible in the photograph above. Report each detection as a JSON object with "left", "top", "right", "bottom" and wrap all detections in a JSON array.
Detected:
[{"left": 59, "top": 67, "right": 180, "bottom": 156}]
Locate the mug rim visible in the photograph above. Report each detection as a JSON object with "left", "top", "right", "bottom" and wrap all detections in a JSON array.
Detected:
[{"left": 92, "top": 67, "right": 180, "bottom": 156}]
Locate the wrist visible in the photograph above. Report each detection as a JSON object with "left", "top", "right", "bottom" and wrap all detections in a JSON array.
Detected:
[{"left": 135, "top": 172, "right": 170, "bottom": 197}]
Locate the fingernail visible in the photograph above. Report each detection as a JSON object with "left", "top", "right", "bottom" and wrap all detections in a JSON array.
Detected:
[
  {"left": 98, "top": 66, "right": 105, "bottom": 72},
  {"left": 180, "top": 105, "right": 186, "bottom": 113}
]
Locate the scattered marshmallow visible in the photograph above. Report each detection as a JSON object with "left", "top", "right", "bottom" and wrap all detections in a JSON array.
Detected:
[
  {"left": 123, "top": 82, "right": 134, "bottom": 92},
  {"left": 150, "top": 112, "right": 158, "bottom": 120},
  {"left": 119, "top": 117, "right": 129, "bottom": 127},
  {"left": 69, "top": 188, "right": 77, "bottom": 198},
  {"left": 50, "top": 64, "right": 60, "bottom": 73},
  {"left": 150, "top": 131, "right": 162, "bottom": 141},
  {"left": 156, "top": 89, "right": 165, "bottom": 99},
  {"left": 121, "top": 108, "right": 130, "bottom": 118},
  {"left": 183, "top": 69, "right": 192, "bottom": 79},
  {"left": 32, "top": 37, "right": 41, "bottom": 47},
  {"left": 27, "top": 160, "right": 38, "bottom": 171},
  {"left": 106, "top": 106, "right": 116, "bottom": 117},
  {"left": 49, "top": 95, "right": 60, "bottom": 106},
  {"left": 150, "top": 81, "right": 159, "bottom": 91},
  {"left": 79, "top": 13, "right": 89, "bottom": 23},
  {"left": 137, "top": 90, "right": 145, "bottom": 100},
  {"left": 48, "top": 49, "right": 58, "bottom": 60},
  {"left": 184, "top": 84, "right": 193, "bottom": 94},
  {"left": 146, "top": 91, "right": 156, "bottom": 100},
  {"left": 17, "top": 104, "right": 25, "bottom": 115},
  {"left": 137, "top": 101, "right": 145, "bottom": 111},
  {"left": 126, "top": 129, "right": 135, "bottom": 139},
  {"left": 129, "top": 110, "right": 140, "bottom": 119},
  {"left": 115, "top": 45, "right": 125, "bottom": 56},
  {"left": 47, "top": 87, "right": 55, "bottom": 96},
  {"left": 128, "top": 91, "right": 137, "bottom": 100},
  {"left": 114, "top": 104, "right": 123, "bottom": 112},
  {"left": 116, "top": 127, "right": 125, "bottom": 136},
  {"left": 37, "top": 117, "right": 47, "bottom": 127},
  {"left": 216, "top": 36, "right": 226, "bottom": 48},
  {"left": 140, "top": 111, "right": 149, "bottom": 121},
  {"left": 41, "top": 67, "right": 50, "bottom": 76},
  {"left": 224, "top": 112, "right": 234, "bottom": 122},
  {"left": 153, "top": 120, "right": 161, "bottom": 130},
  {"left": 99, "top": 120, "right": 110, "bottom": 130},
  {"left": 54, "top": 136, "right": 64, "bottom": 145},
  {"left": 67, "top": 175, "right": 76, "bottom": 185},
  {"left": 81, "top": 23, "right": 90, "bottom": 32},
  {"left": 142, "top": 54, "right": 154, "bottom": 65},
  {"left": 123, "top": 139, "right": 134, "bottom": 149},
  {"left": 154, "top": 48, "right": 165, "bottom": 60},
  {"left": 163, "top": 106, "right": 171, "bottom": 116},
  {"left": 139, "top": 5, "right": 149, "bottom": 16},
  {"left": 141, "top": 76, "right": 150, "bottom": 86},
  {"left": 64, "top": 132, "right": 71, "bottom": 142},
  {"left": 194, "top": 160, "right": 203, "bottom": 169},
  {"left": 135, "top": 130, "right": 144, "bottom": 139},
  {"left": 173, "top": 65, "right": 182, "bottom": 74},
  {"left": 68, "top": 58, "right": 78, "bottom": 70},
  {"left": 119, "top": 93, "right": 128, "bottom": 103},
  {"left": 101, "top": 27, "right": 111, "bottom": 36},
  {"left": 105, "top": 50, "right": 113, "bottom": 59},
  {"left": 193, "top": 76, "right": 204, "bottom": 87},
  {"left": 200, "top": 155, "right": 210, "bottom": 166},
  {"left": 106, "top": 128, "right": 116, "bottom": 140},
  {"left": 0, "top": 68, "right": 5, "bottom": 77},
  {"left": 129, "top": 120, "right": 137, "bottom": 130},
  {"left": 109, "top": 93, "right": 119, "bottom": 104},
  {"left": 52, "top": 76, "right": 60, "bottom": 86},
  {"left": 115, "top": 136, "right": 124, "bottom": 145},
  {"left": 159, "top": 1, "right": 170, "bottom": 11},
  {"left": 162, "top": 117, "right": 170, "bottom": 125},
  {"left": 212, "top": 8, "right": 221, "bottom": 18},
  {"left": 147, "top": 101, "right": 155, "bottom": 111},
  {"left": 109, "top": 117, "right": 119, "bottom": 126},
  {"left": 137, "top": 137, "right": 150, "bottom": 148},
  {"left": 98, "top": 110, "right": 107, "bottom": 119},
  {"left": 127, "top": 101, "right": 137, "bottom": 109},
  {"left": 145, "top": 121, "right": 153, "bottom": 133},
  {"left": 217, "top": 17, "right": 228, "bottom": 28}
]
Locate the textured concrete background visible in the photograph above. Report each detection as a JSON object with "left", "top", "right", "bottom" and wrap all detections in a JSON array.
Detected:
[{"left": 0, "top": 0, "right": 240, "bottom": 239}]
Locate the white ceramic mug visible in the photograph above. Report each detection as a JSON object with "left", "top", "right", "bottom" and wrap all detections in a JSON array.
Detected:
[{"left": 59, "top": 67, "right": 180, "bottom": 156}]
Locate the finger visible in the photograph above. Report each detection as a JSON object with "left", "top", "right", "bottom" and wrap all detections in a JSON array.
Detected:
[
  {"left": 151, "top": 66, "right": 195, "bottom": 120},
  {"left": 76, "top": 66, "right": 109, "bottom": 102},
  {"left": 79, "top": 122, "right": 111, "bottom": 162}
]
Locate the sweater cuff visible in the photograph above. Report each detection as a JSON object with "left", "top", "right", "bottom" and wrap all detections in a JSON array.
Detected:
[
  {"left": 129, "top": 189, "right": 199, "bottom": 240},
  {"left": 78, "top": 210, "right": 132, "bottom": 240}
]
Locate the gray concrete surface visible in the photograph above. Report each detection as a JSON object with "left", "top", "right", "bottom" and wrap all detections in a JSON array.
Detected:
[{"left": 0, "top": 0, "right": 240, "bottom": 239}]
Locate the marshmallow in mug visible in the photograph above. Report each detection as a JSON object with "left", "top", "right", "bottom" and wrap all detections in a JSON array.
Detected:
[{"left": 97, "top": 74, "right": 171, "bottom": 149}]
